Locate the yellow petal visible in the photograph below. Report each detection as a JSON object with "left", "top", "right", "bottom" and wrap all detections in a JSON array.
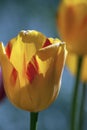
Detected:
[
  {"left": 63, "top": 0, "right": 87, "bottom": 4},
  {"left": 0, "top": 42, "right": 6, "bottom": 62},
  {"left": 48, "top": 37, "right": 61, "bottom": 44},
  {"left": 57, "top": 0, "right": 87, "bottom": 55},
  {"left": 6, "top": 30, "right": 47, "bottom": 87},
  {"left": 66, "top": 53, "right": 87, "bottom": 82},
  {"left": 0, "top": 42, "right": 21, "bottom": 106},
  {"left": 26, "top": 41, "right": 67, "bottom": 111}
]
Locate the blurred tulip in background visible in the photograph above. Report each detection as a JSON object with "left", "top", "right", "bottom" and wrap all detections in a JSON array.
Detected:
[{"left": 57, "top": 0, "right": 87, "bottom": 55}]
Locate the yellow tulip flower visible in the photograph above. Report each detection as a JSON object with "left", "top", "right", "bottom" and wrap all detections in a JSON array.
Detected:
[
  {"left": 66, "top": 53, "right": 87, "bottom": 82},
  {"left": 57, "top": 0, "right": 87, "bottom": 55},
  {"left": 0, "top": 30, "right": 67, "bottom": 112}
]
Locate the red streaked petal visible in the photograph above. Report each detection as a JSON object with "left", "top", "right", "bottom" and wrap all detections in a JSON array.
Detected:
[
  {"left": 10, "top": 68, "right": 18, "bottom": 85},
  {"left": 32, "top": 56, "right": 39, "bottom": 72},
  {"left": 5, "top": 43, "right": 12, "bottom": 58},
  {"left": 42, "top": 38, "right": 51, "bottom": 48},
  {"left": 26, "top": 56, "right": 39, "bottom": 83},
  {"left": 26, "top": 62, "right": 37, "bottom": 83},
  {"left": 81, "top": 16, "right": 87, "bottom": 30}
]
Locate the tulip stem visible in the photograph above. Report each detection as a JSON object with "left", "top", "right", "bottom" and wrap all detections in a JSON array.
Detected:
[
  {"left": 78, "top": 82, "right": 86, "bottom": 130},
  {"left": 30, "top": 112, "right": 39, "bottom": 130},
  {"left": 71, "top": 56, "right": 83, "bottom": 130}
]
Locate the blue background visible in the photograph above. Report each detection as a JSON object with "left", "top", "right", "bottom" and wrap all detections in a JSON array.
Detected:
[{"left": 0, "top": 0, "right": 87, "bottom": 130}]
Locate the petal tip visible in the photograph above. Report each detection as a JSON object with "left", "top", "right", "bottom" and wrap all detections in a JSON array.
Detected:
[{"left": 0, "top": 42, "right": 5, "bottom": 58}]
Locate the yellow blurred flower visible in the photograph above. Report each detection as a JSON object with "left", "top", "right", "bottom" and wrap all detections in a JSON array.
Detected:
[
  {"left": 0, "top": 30, "right": 67, "bottom": 112},
  {"left": 57, "top": 0, "right": 87, "bottom": 55},
  {"left": 66, "top": 53, "right": 87, "bottom": 82}
]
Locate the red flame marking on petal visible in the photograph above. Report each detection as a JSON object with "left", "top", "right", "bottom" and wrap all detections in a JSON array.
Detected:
[
  {"left": 26, "top": 56, "right": 39, "bottom": 83},
  {"left": 26, "top": 62, "right": 37, "bottom": 83},
  {"left": 42, "top": 38, "right": 51, "bottom": 48},
  {"left": 5, "top": 43, "right": 12, "bottom": 59},
  {"left": 80, "top": 16, "right": 87, "bottom": 30},
  {"left": 23, "top": 53, "right": 27, "bottom": 77},
  {"left": 10, "top": 68, "right": 18, "bottom": 85}
]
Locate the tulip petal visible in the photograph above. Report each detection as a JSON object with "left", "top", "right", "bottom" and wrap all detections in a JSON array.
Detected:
[
  {"left": 26, "top": 42, "right": 66, "bottom": 111},
  {"left": 26, "top": 56, "right": 39, "bottom": 83},
  {"left": 63, "top": 0, "right": 87, "bottom": 4},
  {"left": 5, "top": 38, "right": 16, "bottom": 59},
  {"left": 66, "top": 53, "right": 87, "bottom": 82},
  {"left": 11, "top": 67, "right": 18, "bottom": 85},
  {"left": 0, "top": 42, "right": 34, "bottom": 110},
  {"left": 48, "top": 43, "right": 67, "bottom": 105},
  {"left": 6, "top": 30, "right": 47, "bottom": 87},
  {"left": 0, "top": 43, "right": 19, "bottom": 99},
  {"left": 66, "top": 53, "right": 77, "bottom": 75},
  {"left": 42, "top": 38, "right": 51, "bottom": 48}
]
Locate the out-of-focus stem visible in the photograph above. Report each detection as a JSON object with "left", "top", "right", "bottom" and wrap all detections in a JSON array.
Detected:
[
  {"left": 71, "top": 56, "right": 83, "bottom": 130},
  {"left": 79, "top": 83, "right": 86, "bottom": 130}
]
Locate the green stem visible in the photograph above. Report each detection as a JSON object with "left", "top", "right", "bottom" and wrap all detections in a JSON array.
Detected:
[
  {"left": 30, "top": 112, "right": 39, "bottom": 130},
  {"left": 78, "top": 83, "right": 86, "bottom": 130},
  {"left": 71, "top": 56, "right": 83, "bottom": 130}
]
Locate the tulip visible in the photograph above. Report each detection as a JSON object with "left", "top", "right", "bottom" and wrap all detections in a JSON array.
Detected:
[
  {"left": 57, "top": 1, "right": 87, "bottom": 130},
  {"left": 57, "top": 0, "right": 87, "bottom": 55},
  {"left": 0, "top": 30, "right": 67, "bottom": 112}
]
